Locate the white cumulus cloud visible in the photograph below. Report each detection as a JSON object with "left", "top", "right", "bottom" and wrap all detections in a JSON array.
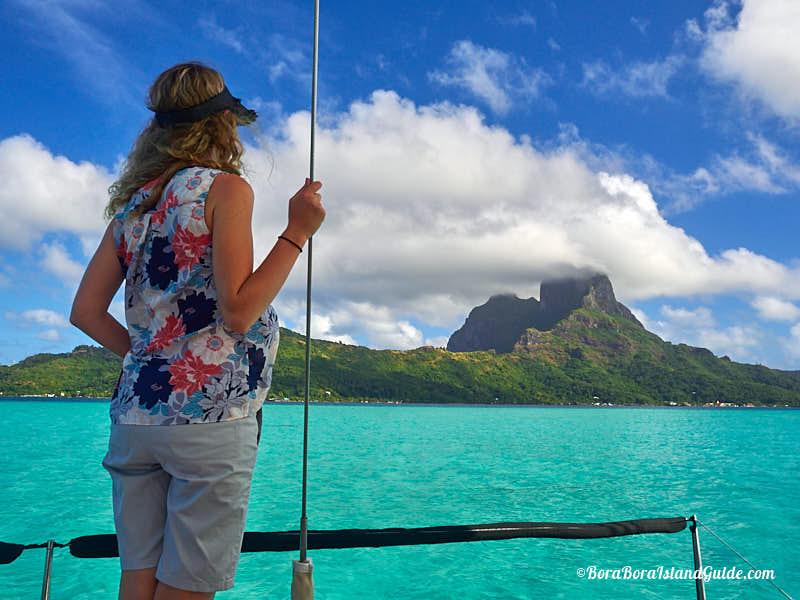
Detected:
[
  {"left": 784, "top": 323, "right": 800, "bottom": 358},
  {"left": 696, "top": 325, "right": 761, "bottom": 359},
  {"left": 693, "top": 0, "right": 800, "bottom": 121},
  {"left": 37, "top": 329, "right": 62, "bottom": 342},
  {"left": 0, "top": 135, "right": 112, "bottom": 251},
  {"left": 232, "top": 91, "right": 800, "bottom": 346},
  {"left": 5, "top": 91, "right": 800, "bottom": 350},
  {"left": 752, "top": 296, "right": 800, "bottom": 322},
  {"left": 40, "top": 241, "right": 85, "bottom": 288},
  {"left": 289, "top": 301, "right": 423, "bottom": 350},
  {"left": 644, "top": 305, "right": 761, "bottom": 362},
  {"left": 660, "top": 306, "right": 716, "bottom": 328},
  {"left": 7, "top": 309, "right": 70, "bottom": 328}
]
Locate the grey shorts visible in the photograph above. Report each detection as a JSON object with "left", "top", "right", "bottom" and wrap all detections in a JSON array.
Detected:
[{"left": 101, "top": 410, "right": 260, "bottom": 592}]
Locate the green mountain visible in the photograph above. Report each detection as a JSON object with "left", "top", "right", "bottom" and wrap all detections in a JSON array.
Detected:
[
  {"left": 272, "top": 321, "right": 800, "bottom": 406},
  {"left": 2, "top": 276, "right": 799, "bottom": 406},
  {"left": 0, "top": 344, "right": 122, "bottom": 398}
]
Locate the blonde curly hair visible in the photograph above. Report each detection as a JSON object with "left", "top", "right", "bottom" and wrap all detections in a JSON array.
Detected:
[{"left": 105, "top": 62, "right": 245, "bottom": 220}]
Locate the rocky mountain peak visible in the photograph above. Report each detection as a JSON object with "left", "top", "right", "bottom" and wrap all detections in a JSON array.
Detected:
[
  {"left": 447, "top": 274, "right": 642, "bottom": 353},
  {"left": 541, "top": 274, "right": 642, "bottom": 327},
  {"left": 445, "top": 293, "right": 542, "bottom": 354}
]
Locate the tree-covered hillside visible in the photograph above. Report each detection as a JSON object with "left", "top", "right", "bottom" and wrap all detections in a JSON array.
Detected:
[{"left": 2, "top": 315, "right": 799, "bottom": 406}]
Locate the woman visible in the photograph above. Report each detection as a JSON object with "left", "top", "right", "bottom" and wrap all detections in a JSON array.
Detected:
[{"left": 70, "top": 62, "right": 325, "bottom": 599}]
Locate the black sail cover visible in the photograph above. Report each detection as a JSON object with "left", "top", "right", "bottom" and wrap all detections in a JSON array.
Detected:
[{"left": 0, "top": 517, "right": 689, "bottom": 561}]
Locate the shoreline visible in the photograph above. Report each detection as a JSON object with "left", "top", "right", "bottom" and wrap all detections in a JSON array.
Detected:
[{"left": 0, "top": 396, "right": 796, "bottom": 409}]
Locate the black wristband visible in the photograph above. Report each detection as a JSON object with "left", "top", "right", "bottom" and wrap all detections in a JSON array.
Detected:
[{"left": 278, "top": 235, "right": 303, "bottom": 252}]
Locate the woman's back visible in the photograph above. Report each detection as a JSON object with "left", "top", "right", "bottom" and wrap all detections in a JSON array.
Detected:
[
  {"left": 69, "top": 61, "right": 324, "bottom": 598},
  {"left": 111, "top": 166, "right": 279, "bottom": 425}
]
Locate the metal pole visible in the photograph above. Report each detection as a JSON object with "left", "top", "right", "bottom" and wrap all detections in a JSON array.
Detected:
[
  {"left": 40, "top": 539, "right": 54, "bottom": 600},
  {"left": 689, "top": 516, "right": 707, "bottom": 600},
  {"left": 299, "top": 0, "right": 319, "bottom": 566}
]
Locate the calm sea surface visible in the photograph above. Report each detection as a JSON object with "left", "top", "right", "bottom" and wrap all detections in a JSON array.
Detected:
[{"left": 1, "top": 400, "right": 797, "bottom": 599}]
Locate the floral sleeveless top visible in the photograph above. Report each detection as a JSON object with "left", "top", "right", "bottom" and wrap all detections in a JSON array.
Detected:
[{"left": 110, "top": 166, "right": 279, "bottom": 425}]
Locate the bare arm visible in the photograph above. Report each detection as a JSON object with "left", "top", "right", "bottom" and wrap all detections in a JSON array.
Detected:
[
  {"left": 70, "top": 221, "right": 131, "bottom": 357},
  {"left": 209, "top": 174, "right": 325, "bottom": 334}
]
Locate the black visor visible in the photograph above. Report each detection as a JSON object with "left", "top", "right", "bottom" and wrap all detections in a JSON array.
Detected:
[{"left": 152, "top": 86, "right": 258, "bottom": 127}]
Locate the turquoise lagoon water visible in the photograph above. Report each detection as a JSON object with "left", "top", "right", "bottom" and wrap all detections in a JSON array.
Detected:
[{"left": 1, "top": 400, "right": 797, "bottom": 599}]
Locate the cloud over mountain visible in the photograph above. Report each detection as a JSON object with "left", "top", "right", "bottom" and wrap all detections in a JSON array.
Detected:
[
  {"left": 241, "top": 91, "right": 800, "bottom": 343},
  {"left": 3, "top": 91, "right": 800, "bottom": 352}
]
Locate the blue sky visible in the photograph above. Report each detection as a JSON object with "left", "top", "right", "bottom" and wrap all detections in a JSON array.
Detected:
[{"left": 2, "top": 0, "right": 800, "bottom": 369}]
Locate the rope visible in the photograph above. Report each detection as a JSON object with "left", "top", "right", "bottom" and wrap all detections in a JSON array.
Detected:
[
  {"left": 23, "top": 542, "right": 67, "bottom": 550},
  {"left": 697, "top": 519, "right": 795, "bottom": 600}
]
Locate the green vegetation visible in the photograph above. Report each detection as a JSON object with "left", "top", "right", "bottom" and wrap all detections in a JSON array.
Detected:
[
  {"left": 0, "top": 345, "right": 122, "bottom": 397},
  {"left": 2, "top": 313, "right": 799, "bottom": 406}
]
